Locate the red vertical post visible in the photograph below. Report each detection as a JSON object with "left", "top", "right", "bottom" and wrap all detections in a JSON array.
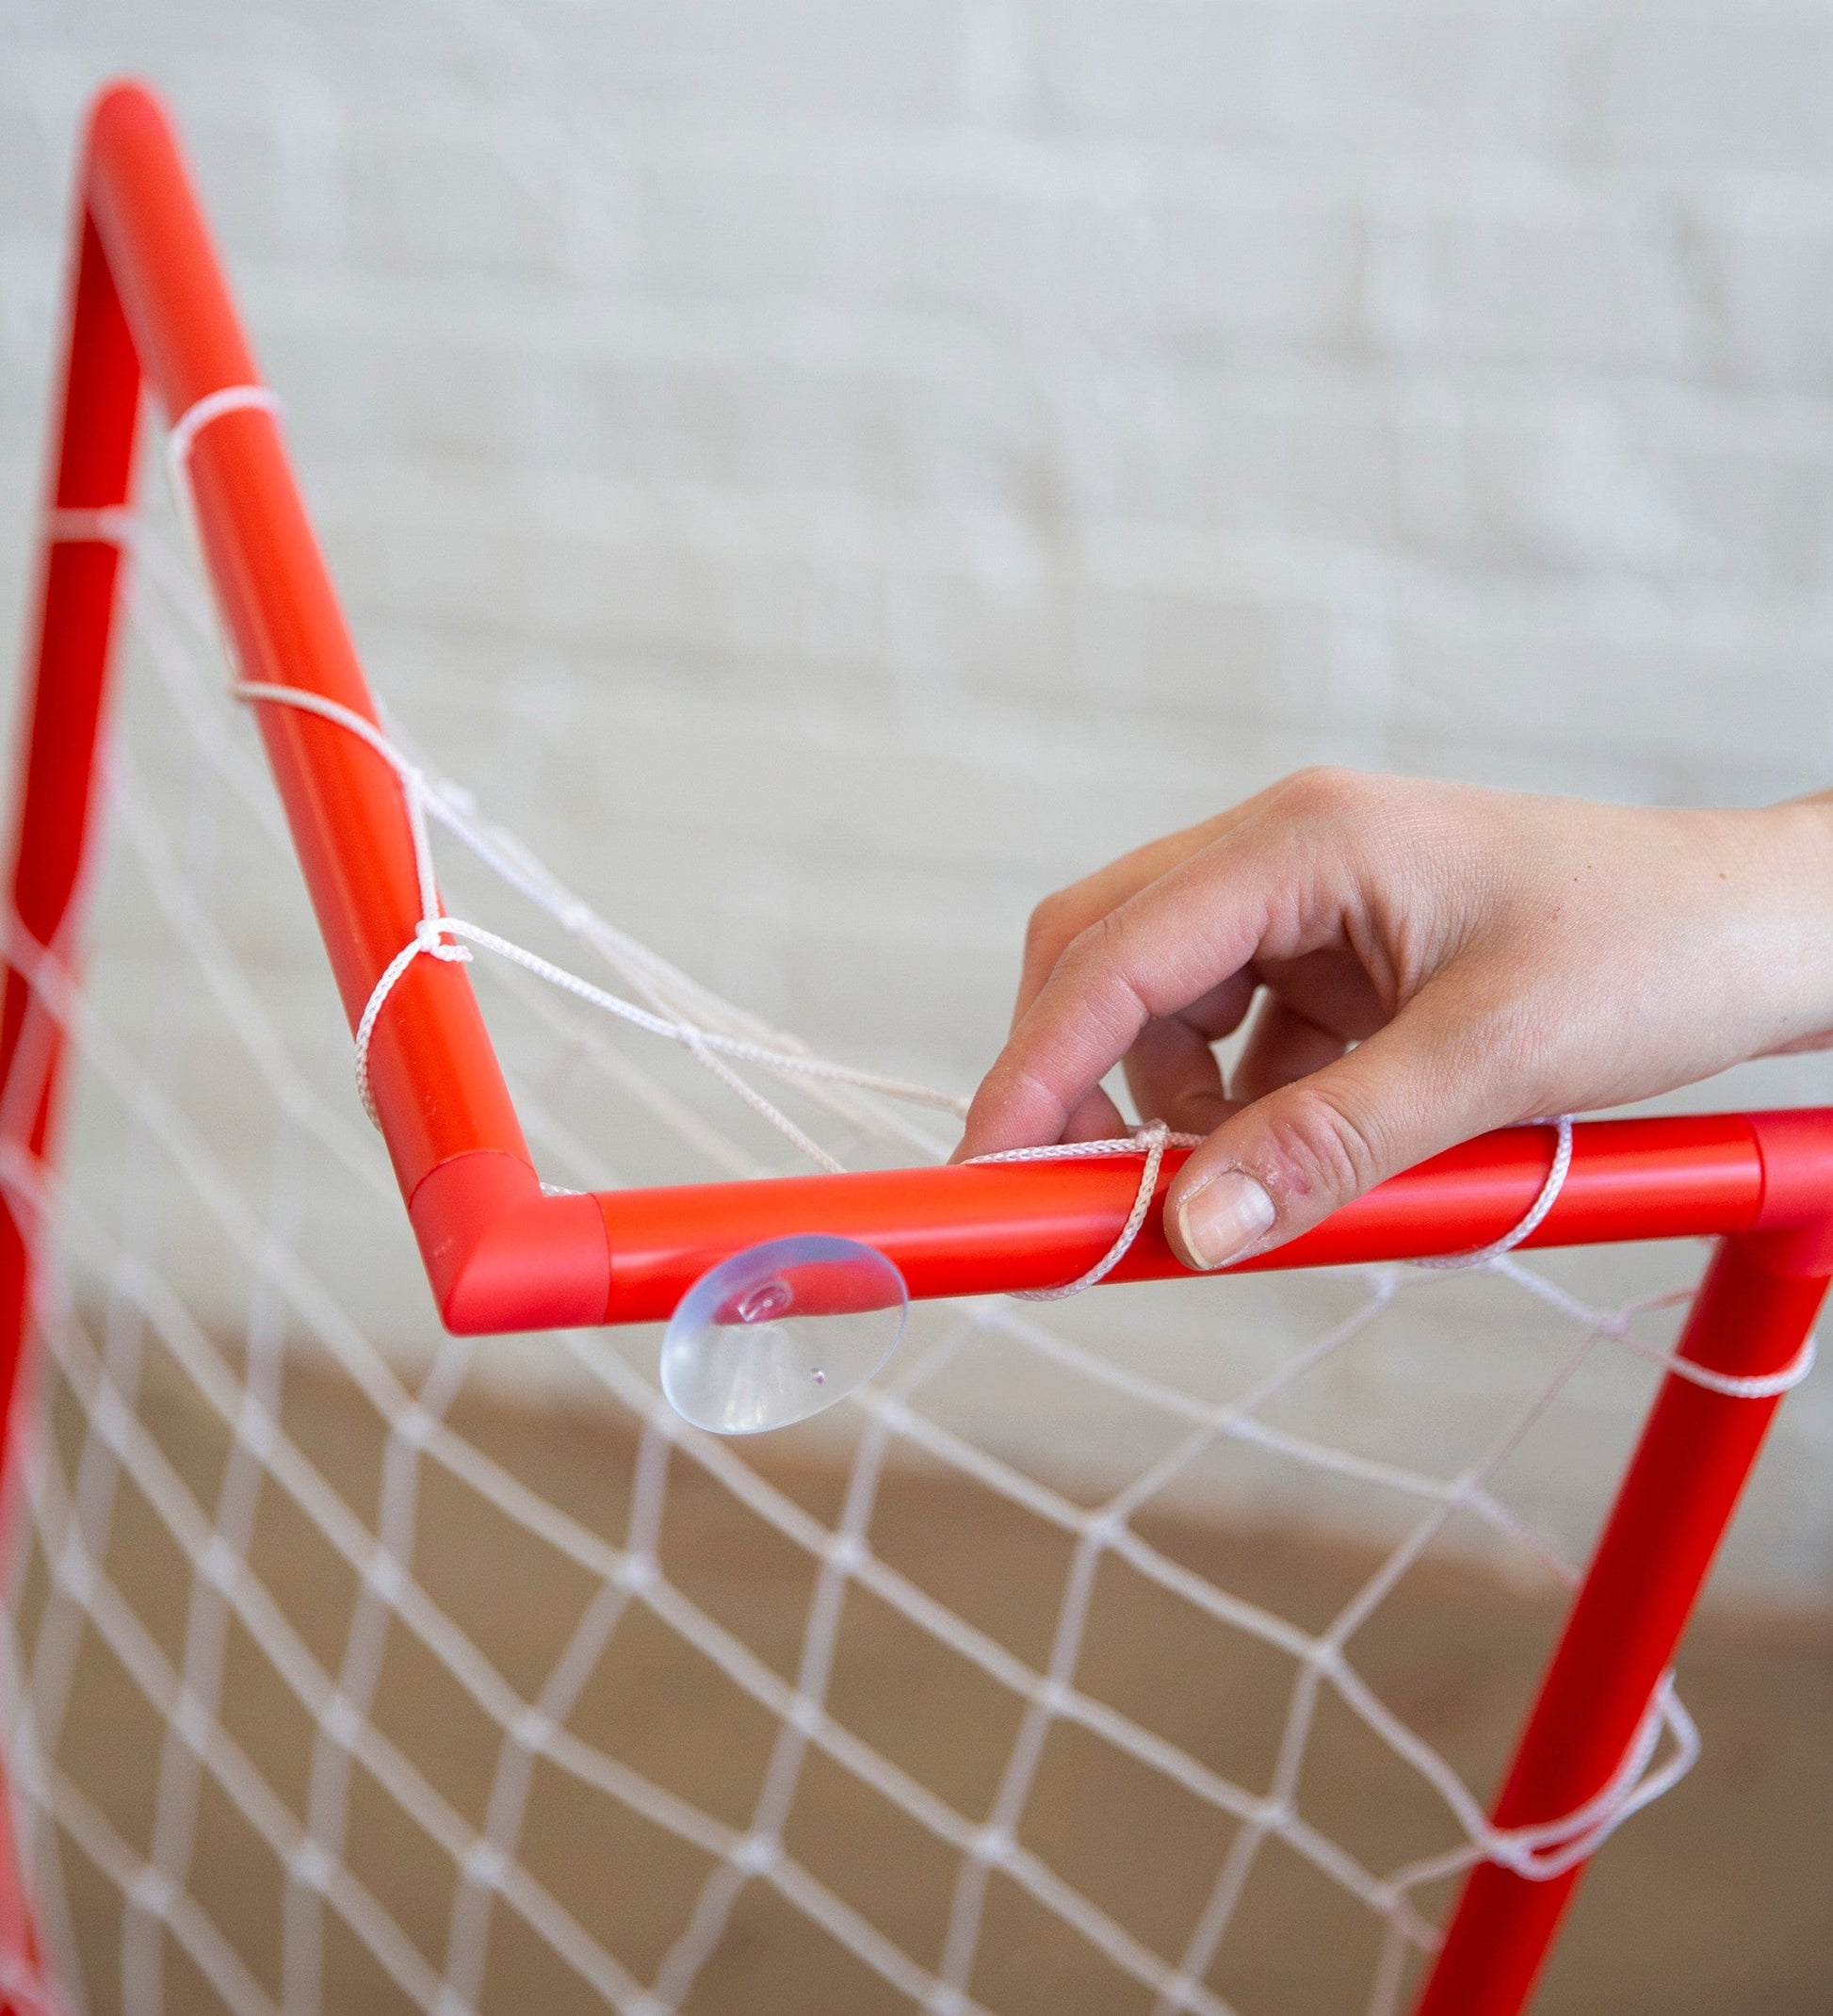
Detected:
[
  {"left": 0, "top": 138, "right": 146, "bottom": 2008},
  {"left": 1413, "top": 1221, "right": 1831, "bottom": 2015},
  {"left": 0, "top": 196, "right": 142, "bottom": 1424}
]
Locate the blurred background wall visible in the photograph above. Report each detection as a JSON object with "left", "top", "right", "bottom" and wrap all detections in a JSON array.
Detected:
[{"left": 3, "top": 0, "right": 1832, "bottom": 1600}]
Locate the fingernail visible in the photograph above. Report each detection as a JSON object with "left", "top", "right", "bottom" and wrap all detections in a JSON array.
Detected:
[{"left": 1176, "top": 1171, "right": 1275, "bottom": 1271}]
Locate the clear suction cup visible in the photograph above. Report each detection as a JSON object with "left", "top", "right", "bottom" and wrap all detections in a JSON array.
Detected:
[{"left": 660, "top": 1234, "right": 909, "bottom": 1435}]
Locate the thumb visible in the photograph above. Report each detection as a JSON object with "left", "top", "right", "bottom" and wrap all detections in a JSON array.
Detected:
[{"left": 1162, "top": 1004, "right": 1518, "bottom": 1271}]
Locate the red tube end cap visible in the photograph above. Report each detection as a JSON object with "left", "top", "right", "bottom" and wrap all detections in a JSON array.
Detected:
[{"left": 1746, "top": 1109, "right": 1833, "bottom": 1276}]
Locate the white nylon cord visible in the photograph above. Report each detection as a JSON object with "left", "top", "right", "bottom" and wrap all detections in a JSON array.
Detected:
[
  {"left": 44, "top": 507, "right": 135, "bottom": 545},
  {"left": 163, "top": 386, "right": 282, "bottom": 468},
  {"left": 975, "top": 1110, "right": 1813, "bottom": 1412},
  {"left": 229, "top": 682, "right": 967, "bottom": 1144},
  {"left": 1671, "top": 1335, "right": 1815, "bottom": 1398},
  {"left": 966, "top": 1117, "right": 1573, "bottom": 1305},
  {"left": 1411, "top": 1116, "right": 1575, "bottom": 1271},
  {"left": 968, "top": 1122, "right": 1199, "bottom": 1300}
]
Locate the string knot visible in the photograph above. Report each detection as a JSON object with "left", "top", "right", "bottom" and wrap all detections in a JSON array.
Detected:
[
  {"left": 414, "top": 916, "right": 471, "bottom": 964},
  {"left": 967, "top": 1119, "right": 1194, "bottom": 1302},
  {"left": 352, "top": 918, "right": 474, "bottom": 1125}
]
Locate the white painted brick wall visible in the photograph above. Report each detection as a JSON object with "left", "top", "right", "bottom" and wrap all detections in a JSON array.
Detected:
[{"left": 4, "top": 0, "right": 1833, "bottom": 1598}]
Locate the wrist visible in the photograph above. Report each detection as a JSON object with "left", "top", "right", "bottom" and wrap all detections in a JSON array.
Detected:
[{"left": 1750, "top": 793, "right": 1833, "bottom": 1053}]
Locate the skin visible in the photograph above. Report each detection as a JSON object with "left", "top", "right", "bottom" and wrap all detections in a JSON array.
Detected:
[{"left": 953, "top": 769, "right": 1833, "bottom": 1271}]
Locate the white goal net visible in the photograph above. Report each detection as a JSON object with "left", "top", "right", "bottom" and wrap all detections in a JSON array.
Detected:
[{"left": 0, "top": 471, "right": 1737, "bottom": 2016}]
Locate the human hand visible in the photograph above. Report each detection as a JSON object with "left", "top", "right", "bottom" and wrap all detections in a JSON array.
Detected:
[{"left": 954, "top": 770, "right": 1833, "bottom": 1270}]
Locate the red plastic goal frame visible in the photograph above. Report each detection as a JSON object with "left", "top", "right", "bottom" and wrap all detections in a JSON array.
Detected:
[{"left": 1, "top": 80, "right": 1828, "bottom": 2016}]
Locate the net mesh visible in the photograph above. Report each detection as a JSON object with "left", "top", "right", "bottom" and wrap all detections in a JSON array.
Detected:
[{"left": 0, "top": 454, "right": 1748, "bottom": 2016}]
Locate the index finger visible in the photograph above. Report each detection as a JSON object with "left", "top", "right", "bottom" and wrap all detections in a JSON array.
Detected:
[
  {"left": 1010, "top": 816, "right": 1230, "bottom": 1032},
  {"left": 957, "top": 834, "right": 1286, "bottom": 1157}
]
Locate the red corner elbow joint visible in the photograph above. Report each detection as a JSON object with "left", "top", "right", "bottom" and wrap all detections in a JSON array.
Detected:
[
  {"left": 407, "top": 1151, "right": 611, "bottom": 1334},
  {"left": 1745, "top": 1108, "right": 1833, "bottom": 1277}
]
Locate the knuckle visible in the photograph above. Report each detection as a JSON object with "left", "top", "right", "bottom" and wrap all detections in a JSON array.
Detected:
[
  {"left": 998, "top": 1060, "right": 1075, "bottom": 1136},
  {"left": 1275, "top": 765, "right": 1371, "bottom": 821},
  {"left": 1023, "top": 888, "right": 1082, "bottom": 964},
  {"left": 1057, "top": 913, "right": 1151, "bottom": 1036}
]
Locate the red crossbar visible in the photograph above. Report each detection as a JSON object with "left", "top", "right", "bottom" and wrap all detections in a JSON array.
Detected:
[{"left": 1, "top": 79, "right": 1827, "bottom": 2016}]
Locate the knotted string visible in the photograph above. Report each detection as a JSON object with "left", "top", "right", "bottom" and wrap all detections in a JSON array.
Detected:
[
  {"left": 969, "top": 1112, "right": 1813, "bottom": 1397},
  {"left": 968, "top": 1120, "right": 1200, "bottom": 1300},
  {"left": 964, "top": 1117, "right": 1572, "bottom": 1299},
  {"left": 226, "top": 683, "right": 966, "bottom": 1149}
]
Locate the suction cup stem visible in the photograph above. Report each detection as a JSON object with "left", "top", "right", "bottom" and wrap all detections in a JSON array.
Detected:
[{"left": 660, "top": 1234, "right": 908, "bottom": 1435}]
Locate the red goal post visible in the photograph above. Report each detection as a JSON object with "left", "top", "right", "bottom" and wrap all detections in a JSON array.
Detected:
[{"left": 2, "top": 79, "right": 1828, "bottom": 2016}]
